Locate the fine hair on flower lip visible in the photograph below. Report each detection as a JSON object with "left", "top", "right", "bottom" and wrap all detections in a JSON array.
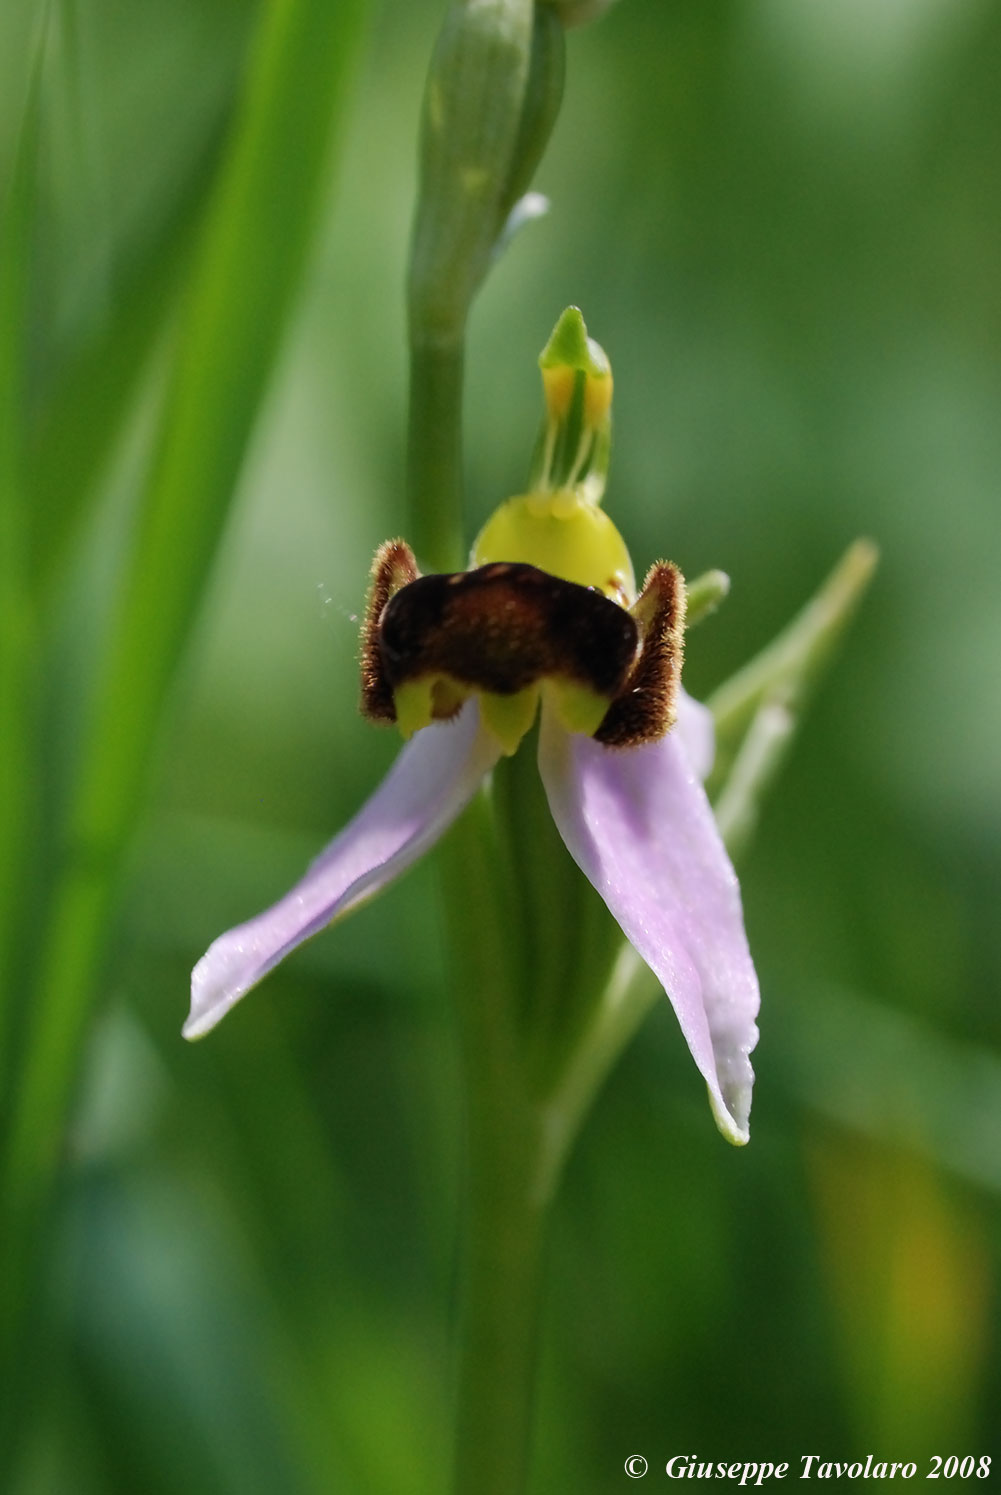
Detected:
[
  {"left": 378, "top": 562, "right": 637, "bottom": 700},
  {"left": 361, "top": 541, "right": 688, "bottom": 750}
]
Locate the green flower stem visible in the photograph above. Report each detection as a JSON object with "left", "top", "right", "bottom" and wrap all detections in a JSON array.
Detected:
[
  {"left": 402, "top": 7, "right": 577, "bottom": 1490},
  {"left": 408, "top": 334, "right": 468, "bottom": 573},
  {"left": 451, "top": 1095, "right": 549, "bottom": 1495},
  {"left": 491, "top": 736, "right": 622, "bottom": 1098},
  {"left": 442, "top": 806, "right": 550, "bottom": 1495}
]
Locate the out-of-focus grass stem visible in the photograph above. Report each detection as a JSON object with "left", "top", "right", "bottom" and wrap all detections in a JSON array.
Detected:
[
  {"left": 0, "top": 0, "right": 369, "bottom": 1463},
  {"left": 0, "top": 60, "right": 43, "bottom": 1090},
  {"left": 708, "top": 538, "right": 880, "bottom": 797},
  {"left": 27, "top": 130, "right": 224, "bottom": 589}
]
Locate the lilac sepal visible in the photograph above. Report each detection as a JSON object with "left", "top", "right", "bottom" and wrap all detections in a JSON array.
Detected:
[
  {"left": 537, "top": 703, "right": 759, "bottom": 1144},
  {"left": 185, "top": 702, "right": 500, "bottom": 1040},
  {"left": 674, "top": 687, "right": 715, "bottom": 782}
]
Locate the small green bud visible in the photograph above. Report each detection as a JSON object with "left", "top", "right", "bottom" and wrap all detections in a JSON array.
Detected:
[
  {"left": 497, "top": 5, "right": 565, "bottom": 227},
  {"left": 530, "top": 306, "right": 612, "bottom": 500},
  {"left": 685, "top": 569, "right": 731, "bottom": 628},
  {"left": 472, "top": 308, "right": 634, "bottom": 603},
  {"left": 409, "top": 1, "right": 565, "bottom": 343}
]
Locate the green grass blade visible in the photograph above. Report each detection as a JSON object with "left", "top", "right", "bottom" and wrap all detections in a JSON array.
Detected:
[
  {"left": 0, "top": 0, "right": 369, "bottom": 1436},
  {"left": 27, "top": 125, "right": 225, "bottom": 586},
  {"left": 707, "top": 538, "right": 880, "bottom": 799},
  {"left": 0, "top": 39, "right": 50, "bottom": 1479},
  {"left": 0, "top": 52, "right": 43, "bottom": 1084}
]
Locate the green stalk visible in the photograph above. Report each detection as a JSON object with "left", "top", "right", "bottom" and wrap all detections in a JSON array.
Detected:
[
  {"left": 401, "top": 6, "right": 580, "bottom": 1489},
  {"left": 407, "top": 214, "right": 554, "bottom": 1495},
  {"left": 407, "top": 335, "right": 467, "bottom": 573},
  {"left": 409, "top": 319, "right": 556, "bottom": 1495},
  {"left": 438, "top": 798, "right": 551, "bottom": 1495},
  {"left": 450, "top": 1088, "right": 549, "bottom": 1495}
]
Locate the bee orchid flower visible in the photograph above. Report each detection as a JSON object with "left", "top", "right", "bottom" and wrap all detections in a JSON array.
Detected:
[{"left": 186, "top": 310, "right": 760, "bottom": 1145}]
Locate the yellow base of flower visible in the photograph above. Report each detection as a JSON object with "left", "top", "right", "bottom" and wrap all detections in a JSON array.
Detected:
[
  {"left": 472, "top": 490, "right": 635, "bottom": 605},
  {"left": 394, "top": 675, "right": 611, "bottom": 757}
]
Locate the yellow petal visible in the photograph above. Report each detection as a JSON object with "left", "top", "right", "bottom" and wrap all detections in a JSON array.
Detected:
[
  {"left": 544, "top": 678, "right": 610, "bottom": 738},
  {"left": 479, "top": 687, "right": 540, "bottom": 756},
  {"left": 393, "top": 678, "right": 435, "bottom": 739}
]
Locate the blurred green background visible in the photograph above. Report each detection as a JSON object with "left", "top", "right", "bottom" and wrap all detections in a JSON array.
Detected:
[{"left": 2, "top": 0, "right": 1000, "bottom": 1489}]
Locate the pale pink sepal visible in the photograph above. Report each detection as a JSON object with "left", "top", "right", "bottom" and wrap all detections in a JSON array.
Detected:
[
  {"left": 675, "top": 687, "right": 715, "bottom": 783},
  {"left": 185, "top": 703, "right": 500, "bottom": 1040},
  {"left": 537, "top": 709, "right": 759, "bottom": 1144}
]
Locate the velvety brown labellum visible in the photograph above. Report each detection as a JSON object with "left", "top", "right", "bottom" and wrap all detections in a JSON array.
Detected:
[
  {"left": 360, "top": 540, "right": 686, "bottom": 748},
  {"left": 380, "top": 560, "right": 637, "bottom": 696}
]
